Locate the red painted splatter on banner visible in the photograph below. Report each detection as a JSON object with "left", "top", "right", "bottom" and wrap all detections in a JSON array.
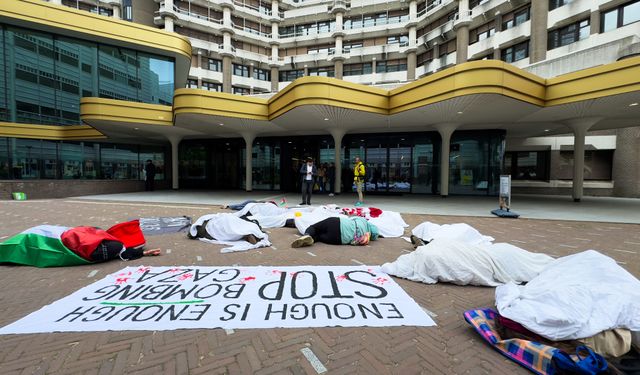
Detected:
[
  {"left": 240, "top": 276, "right": 256, "bottom": 284},
  {"left": 178, "top": 273, "right": 193, "bottom": 281},
  {"left": 373, "top": 277, "right": 388, "bottom": 285},
  {"left": 336, "top": 274, "right": 347, "bottom": 282},
  {"left": 168, "top": 268, "right": 181, "bottom": 273},
  {"left": 117, "top": 271, "right": 132, "bottom": 277},
  {"left": 136, "top": 266, "right": 151, "bottom": 273},
  {"left": 115, "top": 277, "right": 129, "bottom": 285}
]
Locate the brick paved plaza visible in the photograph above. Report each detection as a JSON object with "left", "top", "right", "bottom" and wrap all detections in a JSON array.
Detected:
[{"left": 0, "top": 198, "right": 639, "bottom": 374}]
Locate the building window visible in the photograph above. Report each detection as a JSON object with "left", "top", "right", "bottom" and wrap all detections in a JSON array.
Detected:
[
  {"left": 122, "top": 0, "right": 132, "bottom": 21},
  {"left": 548, "top": 19, "right": 590, "bottom": 50},
  {"left": 376, "top": 59, "right": 407, "bottom": 73},
  {"left": 187, "top": 79, "right": 198, "bottom": 88},
  {"left": 308, "top": 67, "right": 335, "bottom": 77},
  {"left": 470, "top": 21, "right": 495, "bottom": 44},
  {"left": 469, "top": 0, "right": 491, "bottom": 8},
  {"left": 558, "top": 150, "right": 614, "bottom": 180},
  {"left": 202, "top": 81, "right": 222, "bottom": 92},
  {"left": 601, "top": 0, "right": 640, "bottom": 32},
  {"left": 387, "top": 35, "right": 409, "bottom": 46},
  {"left": 344, "top": 63, "right": 372, "bottom": 76},
  {"left": 501, "top": 41, "right": 529, "bottom": 63},
  {"left": 504, "top": 151, "right": 550, "bottom": 180},
  {"left": 207, "top": 58, "right": 222, "bottom": 71},
  {"left": 549, "top": 0, "right": 574, "bottom": 11},
  {"left": 233, "top": 86, "right": 250, "bottom": 95},
  {"left": 417, "top": 51, "right": 433, "bottom": 67},
  {"left": 502, "top": 6, "right": 530, "bottom": 30},
  {"left": 253, "top": 68, "right": 271, "bottom": 81},
  {"left": 232, "top": 63, "right": 250, "bottom": 77},
  {"left": 278, "top": 69, "right": 304, "bottom": 81}
]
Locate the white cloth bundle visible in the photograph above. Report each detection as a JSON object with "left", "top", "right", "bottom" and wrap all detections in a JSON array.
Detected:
[
  {"left": 412, "top": 222, "right": 494, "bottom": 246},
  {"left": 190, "top": 213, "right": 271, "bottom": 253},
  {"left": 496, "top": 250, "right": 640, "bottom": 340},
  {"left": 381, "top": 238, "right": 553, "bottom": 286}
]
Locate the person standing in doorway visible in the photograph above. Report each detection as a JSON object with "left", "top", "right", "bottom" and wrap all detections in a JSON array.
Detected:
[
  {"left": 353, "top": 156, "right": 366, "bottom": 206},
  {"left": 144, "top": 159, "right": 156, "bottom": 191},
  {"left": 327, "top": 162, "right": 336, "bottom": 197},
  {"left": 299, "top": 157, "right": 317, "bottom": 205}
]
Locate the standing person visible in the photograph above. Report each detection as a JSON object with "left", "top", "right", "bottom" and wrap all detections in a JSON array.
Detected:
[
  {"left": 299, "top": 157, "right": 316, "bottom": 205},
  {"left": 353, "top": 156, "right": 366, "bottom": 206},
  {"left": 144, "top": 159, "right": 156, "bottom": 191},
  {"left": 327, "top": 162, "right": 336, "bottom": 197},
  {"left": 317, "top": 163, "right": 326, "bottom": 193}
]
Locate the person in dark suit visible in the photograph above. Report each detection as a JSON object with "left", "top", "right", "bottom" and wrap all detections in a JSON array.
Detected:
[
  {"left": 144, "top": 159, "right": 156, "bottom": 191},
  {"left": 299, "top": 157, "right": 317, "bottom": 205}
]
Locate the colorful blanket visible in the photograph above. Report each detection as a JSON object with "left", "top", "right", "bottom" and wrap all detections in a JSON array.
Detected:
[{"left": 463, "top": 308, "right": 559, "bottom": 375}]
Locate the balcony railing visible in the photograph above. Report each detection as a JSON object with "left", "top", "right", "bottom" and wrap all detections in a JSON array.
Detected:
[
  {"left": 279, "top": 27, "right": 336, "bottom": 39},
  {"left": 232, "top": 23, "right": 272, "bottom": 38},
  {"left": 344, "top": 15, "right": 409, "bottom": 30},
  {"left": 171, "top": 5, "right": 223, "bottom": 24},
  {"left": 417, "top": 0, "right": 444, "bottom": 18},
  {"left": 232, "top": 0, "right": 273, "bottom": 16}
]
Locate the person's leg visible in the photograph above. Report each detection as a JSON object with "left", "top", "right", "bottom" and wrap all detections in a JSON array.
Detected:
[
  {"left": 357, "top": 182, "right": 364, "bottom": 203},
  {"left": 305, "top": 217, "right": 341, "bottom": 245},
  {"left": 306, "top": 181, "right": 312, "bottom": 205},
  {"left": 301, "top": 181, "right": 308, "bottom": 205},
  {"left": 228, "top": 199, "right": 257, "bottom": 210}
]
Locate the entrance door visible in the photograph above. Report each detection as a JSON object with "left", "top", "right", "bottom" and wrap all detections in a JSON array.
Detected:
[
  {"left": 211, "top": 140, "right": 241, "bottom": 189},
  {"left": 279, "top": 137, "right": 321, "bottom": 192}
]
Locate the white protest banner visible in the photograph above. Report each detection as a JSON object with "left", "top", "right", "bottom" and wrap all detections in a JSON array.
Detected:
[{"left": 0, "top": 265, "right": 435, "bottom": 334}]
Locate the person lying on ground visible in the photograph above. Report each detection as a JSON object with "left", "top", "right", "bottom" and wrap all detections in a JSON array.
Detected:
[
  {"left": 291, "top": 217, "right": 380, "bottom": 248},
  {"left": 221, "top": 198, "right": 286, "bottom": 210}
]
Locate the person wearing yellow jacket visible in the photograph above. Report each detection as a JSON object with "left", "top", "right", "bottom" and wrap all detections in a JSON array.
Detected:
[{"left": 353, "top": 156, "right": 366, "bottom": 206}]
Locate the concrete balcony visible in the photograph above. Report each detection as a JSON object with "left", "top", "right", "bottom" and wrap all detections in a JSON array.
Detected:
[
  {"left": 418, "top": 19, "right": 455, "bottom": 46},
  {"left": 235, "top": 49, "right": 272, "bottom": 65},
  {"left": 291, "top": 51, "right": 333, "bottom": 64},
  {"left": 470, "top": 0, "right": 510, "bottom": 21},
  {"left": 343, "top": 43, "right": 403, "bottom": 59},
  {"left": 232, "top": 75, "right": 272, "bottom": 91},
  {"left": 231, "top": 0, "right": 277, "bottom": 21},
  {"left": 426, "top": 51, "right": 456, "bottom": 72},
  {"left": 468, "top": 20, "right": 531, "bottom": 58},
  {"left": 154, "top": 5, "right": 224, "bottom": 32},
  {"left": 189, "top": 67, "right": 223, "bottom": 83},
  {"left": 548, "top": 0, "right": 592, "bottom": 29},
  {"left": 510, "top": 57, "right": 530, "bottom": 69},
  {"left": 416, "top": 0, "right": 455, "bottom": 21},
  {"left": 189, "top": 38, "right": 221, "bottom": 55},
  {"left": 342, "top": 21, "right": 409, "bottom": 40}
]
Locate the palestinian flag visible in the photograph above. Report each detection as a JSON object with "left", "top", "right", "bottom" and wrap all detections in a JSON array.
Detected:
[{"left": 0, "top": 225, "right": 91, "bottom": 268}]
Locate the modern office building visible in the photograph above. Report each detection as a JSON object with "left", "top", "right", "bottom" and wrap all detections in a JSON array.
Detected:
[{"left": 0, "top": 0, "right": 639, "bottom": 199}]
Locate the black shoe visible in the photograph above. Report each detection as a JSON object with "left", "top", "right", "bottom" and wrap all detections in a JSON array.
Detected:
[
  {"left": 410, "top": 235, "right": 425, "bottom": 248},
  {"left": 299, "top": 202, "right": 306, "bottom": 205}
]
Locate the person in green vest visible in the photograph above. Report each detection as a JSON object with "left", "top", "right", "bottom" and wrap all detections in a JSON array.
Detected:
[
  {"left": 353, "top": 156, "right": 366, "bottom": 206},
  {"left": 291, "top": 217, "right": 379, "bottom": 248}
]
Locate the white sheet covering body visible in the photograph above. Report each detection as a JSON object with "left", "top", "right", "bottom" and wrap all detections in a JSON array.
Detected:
[
  {"left": 190, "top": 213, "right": 271, "bottom": 253},
  {"left": 381, "top": 238, "right": 554, "bottom": 286},
  {"left": 496, "top": 250, "right": 640, "bottom": 341},
  {"left": 412, "top": 222, "right": 494, "bottom": 246}
]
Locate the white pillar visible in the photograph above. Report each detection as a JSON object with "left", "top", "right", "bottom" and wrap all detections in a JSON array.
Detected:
[
  {"left": 335, "top": 36, "right": 343, "bottom": 54},
  {"left": 272, "top": 0, "right": 279, "bottom": 16},
  {"left": 435, "top": 123, "right": 458, "bottom": 197},
  {"left": 164, "top": 17, "right": 174, "bottom": 32},
  {"left": 335, "top": 12, "right": 344, "bottom": 30},
  {"left": 329, "top": 128, "right": 346, "bottom": 194},
  {"left": 223, "top": 7, "right": 232, "bottom": 26},
  {"left": 242, "top": 133, "right": 256, "bottom": 192},
  {"left": 167, "top": 135, "right": 182, "bottom": 190},
  {"left": 271, "top": 44, "right": 279, "bottom": 61},
  {"left": 112, "top": 5, "right": 121, "bottom": 19},
  {"left": 565, "top": 117, "right": 602, "bottom": 202}
]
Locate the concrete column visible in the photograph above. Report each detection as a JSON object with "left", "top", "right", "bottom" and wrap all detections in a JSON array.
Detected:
[
  {"left": 272, "top": 0, "right": 279, "bottom": 16},
  {"left": 197, "top": 51, "right": 202, "bottom": 69},
  {"left": 335, "top": 36, "right": 343, "bottom": 54},
  {"left": 494, "top": 14, "right": 503, "bottom": 32},
  {"left": 270, "top": 66, "right": 279, "bottom": 92},
  {"left": 493, "top": 48, "right": 501, "bottom": 60},
  {"left": 334, "top": 59, "right": 343, "bottom": 79},
  {"left": 222, "top": 55, "right": 232, "bottom": 93},
  {"left": 167, "top": 136, "right": 183, "bottom": 190},
  {"left": 223, "top": 7, "right": 232, "bottom": 26},
  {"left": 530, "top": 0, "right": 549, "bottom": 63},
  {"left": 590, "top": 9, "right": 601, "bottom": 35},
  {"left": 371, "top": 58, "right": 377, "bottom": 84},
  {"left": 249, "top": 64, "right": 254, "bottom": 79},
  {"left": 197, "top": 77, "right": 202, "bottom": 88},
  {"left": 565, "top": 117, "right": 602, "bottom": 202},
  {"left": 271, "top": 22, "right": 279, "bottom": 37},
  {"left": 303, "top": 65, "right": 309, "bottom": 76},
  {"left": 455, "top": 25, "right": 469, "bottom": 63},
  {"left": 336, "top": 12, "right": 344, "bottom": 31},
  {"left": 242, "top": 133, "right": 256, "bottom": 191},
  {"left": 164, "top": 17, "right": 174, "bottom": 32},
  {"left": 435, "top": 123, "right": 458, "bottom": 197},
  {"left": 329, "top": 128, "right": 346, "bottom": 194},
  {"left": 112, "top": 5, "right": 121, "bottom": 19},
  {"left": 409, "top": 27, "right": 417, "bottom": 47},
  {"left": 409, "top": 0, "right": 417, "bottom": 19},
  {"left": 223, "top": 32, "right": 232, "bottom": 47},
  {"left": 271, "top": 45, "right": 279, "bottom": 60},
  {"left": 406, "top": 51, "right": 417, "bottom": 80}
]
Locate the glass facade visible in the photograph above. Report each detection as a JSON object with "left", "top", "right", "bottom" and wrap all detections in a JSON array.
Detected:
[
  {"left": 0, "top": 137, "right": 165, "bottom": 180},
  {"left": 179, "top": 131, "right": 504, "bottom": 195},
  {"left": 0, "top": 24, "right": 175, "bottom": 126}
]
